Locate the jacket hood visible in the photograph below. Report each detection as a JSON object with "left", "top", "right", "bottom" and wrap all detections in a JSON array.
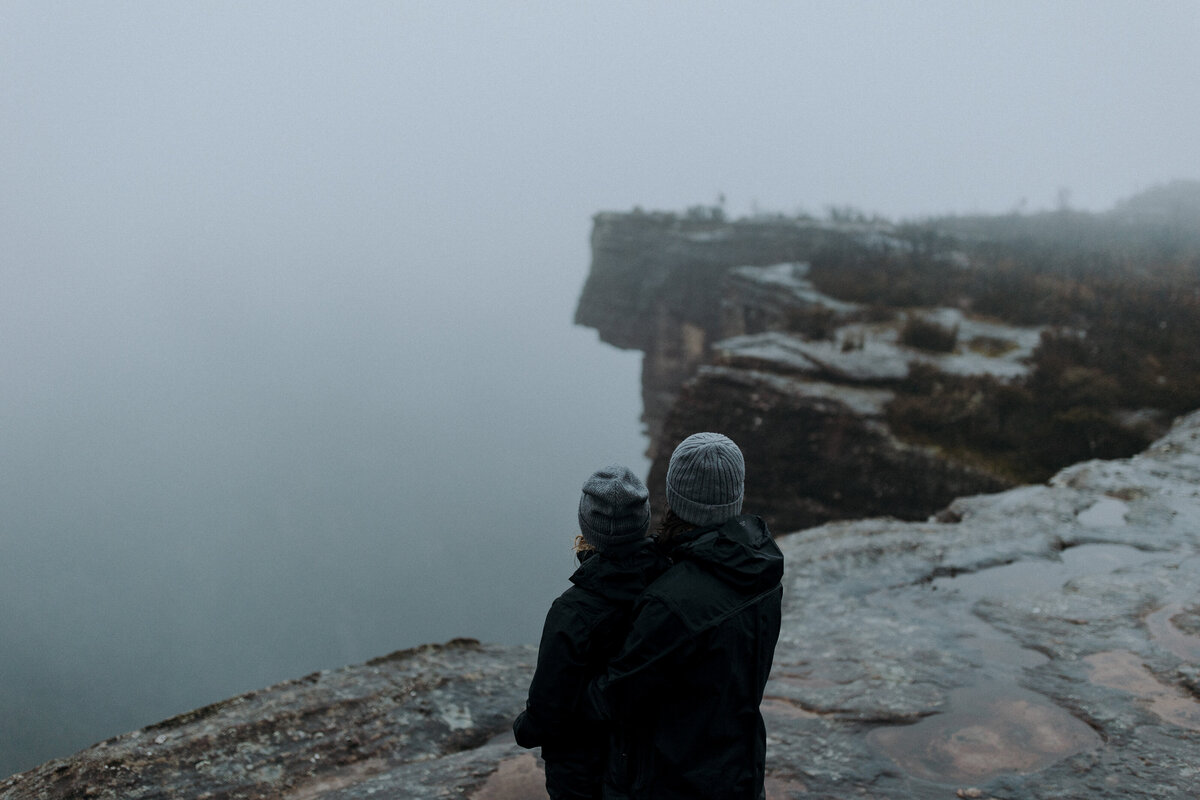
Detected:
[
  {"left": 569, "top": 539, "right": 668, "bottom": 602},
  {"left": 668, "top": 514, "right": 783, "bottom": 593}
]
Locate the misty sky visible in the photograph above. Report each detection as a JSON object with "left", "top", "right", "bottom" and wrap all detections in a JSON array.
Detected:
[
  {"left": 1, "top": 0, "right": 1199, "bottom": 776},
  {"left": 5, "top": 2, "right": 1199, "bottom": 233}
]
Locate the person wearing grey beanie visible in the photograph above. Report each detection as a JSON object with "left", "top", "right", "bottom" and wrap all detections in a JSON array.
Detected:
[
  {"left": 514, "top": 465, "right": 668, "bottom": 800},
  {"left": 578, "top": 464, "right": 652, "bottom": 552},
  {"left": 665, "top": 431, "right": 746, "bottom": 527},
  {"left": 587, "top": 433, "right": 784, "bottom": 800}
]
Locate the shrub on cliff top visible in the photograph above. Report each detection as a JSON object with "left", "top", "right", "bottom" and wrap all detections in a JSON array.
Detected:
[{"left": 899, "top": 315, "right": 958, "bottom": 353}]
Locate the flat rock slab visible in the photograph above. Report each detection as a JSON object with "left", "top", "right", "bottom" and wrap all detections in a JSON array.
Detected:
[
  {"left": 765, "top": 409, "right": 1200, "bottom": 797},
  {"left": 6, "top": 413, "right": 1200, "bottom": 799}
]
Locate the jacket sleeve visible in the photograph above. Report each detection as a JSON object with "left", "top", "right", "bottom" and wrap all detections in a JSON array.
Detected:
[
  {"left": 585, "top": 592, "right": 692, "bottom": 722},
  {"left": 512, "top": 708, "right": 542, "bottom": 748},
  {"left": 514, "top": 597, "right": 596, "bottom": 747}
]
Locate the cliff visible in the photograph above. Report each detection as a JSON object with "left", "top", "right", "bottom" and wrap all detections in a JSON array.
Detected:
[
  {"left": 578, "top": 212, "right": 1040, "bottom": 530},
  {"left": 575, "top": 211, "right": 837, "bottom": 352},
  {"left": 575, "top": 212, "right": 843, "bottom": 450},
  {"left": 6, "top": 412, "right": 1200, "bottom": 798}
]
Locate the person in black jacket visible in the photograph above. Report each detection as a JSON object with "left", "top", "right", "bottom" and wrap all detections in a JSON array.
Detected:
[
  {"left": 587, "top": 432, "right": 784, "bottom": 800},
  {"left": 514, "top": 465, "right": 670, "bottom": 800}
]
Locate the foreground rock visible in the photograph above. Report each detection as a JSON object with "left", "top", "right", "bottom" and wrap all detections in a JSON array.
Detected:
[
  {"left": 0, "top": 640, "right": 542, "bottom": 800},
  {"left": 6, "top": 413, "right": 1200, "bottom": 798},
  {"left": 764, "top": 409, "right": 1200, "bottom": 797}
]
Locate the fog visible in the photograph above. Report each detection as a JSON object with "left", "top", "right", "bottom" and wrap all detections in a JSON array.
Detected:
[{"left": 2, "top": 0, "right": 1197, "bottom": 777}]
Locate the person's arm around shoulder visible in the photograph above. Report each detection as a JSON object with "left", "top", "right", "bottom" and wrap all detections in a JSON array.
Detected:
[{"left": 584, "top": 588, "right": 690, "bottom": 722}]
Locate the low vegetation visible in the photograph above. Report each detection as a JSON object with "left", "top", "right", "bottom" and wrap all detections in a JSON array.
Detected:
[
  {"left": 809, "top": 181, "right": 1200, "bottom": 481},
  {"left": 899, "top": 316, "right": 958, "bottom": 353}
]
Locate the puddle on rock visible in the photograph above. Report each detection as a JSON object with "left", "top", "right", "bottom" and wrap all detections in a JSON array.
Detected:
[
  {"left": 1146, "top": 603, "right": 1200, "bottom": 662},
  {"left": 868, "top": 686, "right": 1099, "bottom": 784},
  {"left": 927, "top": 543, "right": 1158, "bottom": 679},
  {"left": 1085, "top": 650, "right": 1200, "bottom": 731},
  {"left": 932, "top": 543, "right": 1157, "bottom": 600},
  {"left": 954, "top": 627, "right": 1048, "bottom": 672},
  {"left": 870, "top": 544, "right": 1158, "bottom": 784}
]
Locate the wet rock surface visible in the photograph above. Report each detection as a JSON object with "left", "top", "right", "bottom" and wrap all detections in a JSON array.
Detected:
[
  {"left": 6, "top": 415, "right": 1200, "bottom": 798},
  {"left": 0, "top": 639, "right": 541, "bottom": 799},
  {"left": 764, "top": 409, "right": 1200, "bottom": 797}
]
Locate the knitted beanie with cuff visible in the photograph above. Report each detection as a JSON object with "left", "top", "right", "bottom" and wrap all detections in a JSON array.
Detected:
[
  {"left": 665, "top": 432, "right": 745, "bottom": 527},
  {"left": 578, "top": 464, "right": 651, "bottom": 550}
]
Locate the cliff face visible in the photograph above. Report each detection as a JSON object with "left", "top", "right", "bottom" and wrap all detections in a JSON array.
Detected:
[
  {"left": 8, "top": 412, "right": 1200, "bottom": 798},
  {"left": 578, "top": 213, "right": 1034, "bottom": 530},
  {"left": 575, "top": 211, "right": 833, "bottom": 352},
  {"left": 648, "top": 365, "right": 1011, "bottom": 532},
  {"left": 576, "top": 212, "right": 837, "bottom": 448}
]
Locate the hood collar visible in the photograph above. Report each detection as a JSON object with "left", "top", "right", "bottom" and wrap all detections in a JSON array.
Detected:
[{"left": 667, "top": 514, "right": 784, "bottom": 592}]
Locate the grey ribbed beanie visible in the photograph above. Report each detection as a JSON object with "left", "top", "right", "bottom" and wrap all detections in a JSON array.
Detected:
[
  {"left": 578, "top": 465, "right": 651, "bottom": 550},
  {"left": 666, "top": 432, "right": 745, "bottom": 526}
]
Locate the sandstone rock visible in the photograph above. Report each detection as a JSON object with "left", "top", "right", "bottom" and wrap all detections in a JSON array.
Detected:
[
  {"left": 0, "top": 639, "right": 541, "bottom": 800},
  {"left": 720, "top": 262, "right": 859, "bottom": 339},
  {"left": 715, "top": 331, "right": 912, "bottom": 382},
  {"left": 763, "top": 409, "right": 1200, "bottom": 797},
  {"left": 715, "top": 308, "right": 1042, "bottom": 386}
]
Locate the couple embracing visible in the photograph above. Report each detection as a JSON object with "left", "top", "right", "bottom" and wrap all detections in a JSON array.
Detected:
[{"left": 514, "top": 432, "right": 785, "bottom": 800}]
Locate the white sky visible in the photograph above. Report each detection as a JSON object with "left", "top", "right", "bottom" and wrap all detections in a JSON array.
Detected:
[{"left": 2, "top": 1, "right": 1197, "bottom": 233}]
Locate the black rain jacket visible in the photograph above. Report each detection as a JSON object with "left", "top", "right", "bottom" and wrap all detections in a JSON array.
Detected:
[
  {"left": 587, "top": 514, "right": 784, "bottom": 800},
  {"left": 514, "top": 540, "right": 670, "bottom": 800}
]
